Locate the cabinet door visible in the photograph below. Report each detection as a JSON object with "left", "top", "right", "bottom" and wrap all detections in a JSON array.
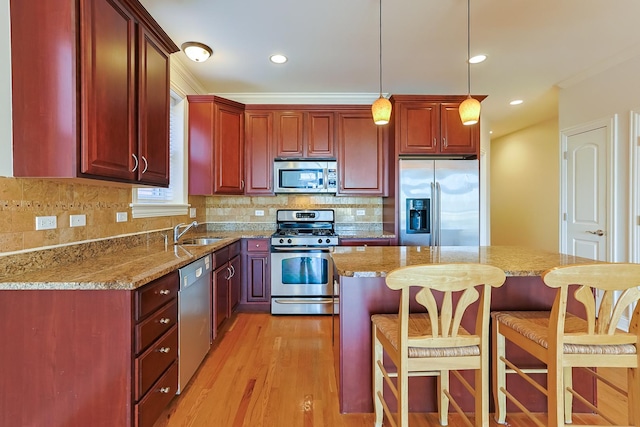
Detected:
[
  {"left": 188, "top": 98, "right": 215, "bottom": 195},
  {"left": 337, "top": 111, "right": 387, "bottom": 195},
  {"left": 245, "top": 111, "right": 274, "bottom": 195},
  {"left": 228, "top": 255, "right": 242, "bottom": 314},
  {"left": 397, "top": 102, "right": 439, "bottom": 155},
  {"left": 274, "top": 111, "right": 304, "bottom": 157},
  {"left": 439, "top": 102, "right": 478, "bottom": 155},
  {"left": 213, "top": 264, "right": 230, "bottom": 334},
  {"left": 80, "top": 0, "right": 137, "bottom": 181},
  {"left": 137, "top": 28, "right": 171, "bottom": 186},
  {"left": 215, "top": 103, "right": 245, "bottom": 194},
  {"left": 306, "top": 112, "right": 335, "bottom": 158},
  {"left": 244, "top": 252, "right": 270, "bottom": 303}
]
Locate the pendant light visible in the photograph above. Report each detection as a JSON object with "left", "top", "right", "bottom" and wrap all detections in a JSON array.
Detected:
[
  {"left": 372, "top": 0, "right": 391, "bottom": 125},
  {"left": 459, "top": 0, "right": 481, "bottom": 125}
]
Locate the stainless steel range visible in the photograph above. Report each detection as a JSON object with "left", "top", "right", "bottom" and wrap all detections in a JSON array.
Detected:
[{"left": 270, "top": 209, "right": 338, "bottom": 315}]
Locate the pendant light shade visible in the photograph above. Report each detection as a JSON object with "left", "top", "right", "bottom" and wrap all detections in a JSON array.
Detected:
[
  {"left": 459, "top": 96, "right": 481, "bottom": 125},
  {"left": 372, "top": 0, "right": 391, "bottom": 126},
  {"left": 459, "top": 0, "right": 480, "bottom": 125},
  {"left": 372, "top": 96, "right": 392, "bottom": 125}
]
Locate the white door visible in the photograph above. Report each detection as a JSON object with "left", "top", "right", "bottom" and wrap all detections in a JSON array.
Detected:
[{"left": 562, "top": 123, "right": 609, "bottom": 261}]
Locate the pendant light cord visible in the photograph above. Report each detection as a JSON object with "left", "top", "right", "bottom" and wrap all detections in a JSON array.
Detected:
[
  {"left": 379, "top": 0, "right": 383, "bottom": 97},
  {"left": 466, "top": 0, "right": 471, "bottom": 95}
]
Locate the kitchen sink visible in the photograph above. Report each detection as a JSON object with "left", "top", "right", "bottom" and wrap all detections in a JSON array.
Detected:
[{"left": 178, "top": 237, "right": 223, "bottom": 246}]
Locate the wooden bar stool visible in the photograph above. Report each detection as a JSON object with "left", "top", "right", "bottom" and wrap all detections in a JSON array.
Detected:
[
  {"left": 492, "top": 263, "right": 640, "bottom": 427},
  {"left": 372, "top": 263, "right": 506, "bottom": 427}
]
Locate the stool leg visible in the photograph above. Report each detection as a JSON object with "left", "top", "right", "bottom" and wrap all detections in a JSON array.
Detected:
[
  {"left": 563, "top": 367, "right": 572, "bottom": 424},
  {"left": 629, "top": 367, "right": 640, "bottom": 427},
  {"left": 547, "top": 352, "right": 563, "bottom": 427},
  {"left": 372, "top": 326, "right": 384, "bottom": 427},
  {"left": 476, "top": 360, "right": 489, "bottom": 427},
  {"left": 437, "top": 370, "right": 449, "bottom": 426},
  {"left": 493, "top": 320, "right": 507, "bottom": 424}
]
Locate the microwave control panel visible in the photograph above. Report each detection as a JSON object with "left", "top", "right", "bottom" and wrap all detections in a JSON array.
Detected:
[{"left": 327, "top": 169, "right": 337, "bottom": 190}]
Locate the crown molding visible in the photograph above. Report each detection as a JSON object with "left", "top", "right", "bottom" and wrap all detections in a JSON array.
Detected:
[
  {"left": 212, "top": 92, "right": 389, "bottom": 105},
  {"left": 170, "top": 57, "right": 208, "bottom": 96}
]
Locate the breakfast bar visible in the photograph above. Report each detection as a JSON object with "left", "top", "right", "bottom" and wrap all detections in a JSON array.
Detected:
[{"left": 330, "top": 245, "right": 598, "bottom": 414}]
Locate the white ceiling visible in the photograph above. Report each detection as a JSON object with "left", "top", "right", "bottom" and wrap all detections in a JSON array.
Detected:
[{"left": 140, "top": 0, "right": 640, "bottom": 138}]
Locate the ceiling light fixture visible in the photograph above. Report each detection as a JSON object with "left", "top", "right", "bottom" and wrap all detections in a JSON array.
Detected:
[
  {"left": 181, "top": 42, "right": 213, "bottom": 62},
  {"left": 510, "top": 99, "right": 524, "bottom": 105},
  {"left": 469, "top": 54, "right": 487, "bottom": 64},
  {"left": 371, "top": 0, "right": 391, "bottom": 125},
  {"left": 459, "top": 0, "right": 481, "bottom": 126},
  {"left": 270, "top": 54, "right": 288, "bottom": 64}
]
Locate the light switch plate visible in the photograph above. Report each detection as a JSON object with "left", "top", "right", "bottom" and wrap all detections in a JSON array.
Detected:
[
  {"left": 70, "top": 214, "right": 86, "bottom": 227},
  {"left": 356, "top": 209, "right": 366, "bottom": 216},
  {"left": 116, "top": 212, "right": 128, "bottom": 222},
  {"left": 255, "top": 210, "right": 265, "bottom": 216},
  {"left": 189, "top": 208, "right": 197, "bottom": 218}
]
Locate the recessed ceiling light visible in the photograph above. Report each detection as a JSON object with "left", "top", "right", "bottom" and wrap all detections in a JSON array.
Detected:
[
  {"left": 270, "top": 54, "right": 288, "bottom": 64},
  {"left": 469, "top": 54, "right": 487, "bottom": 64},
  {"left": 510, "top": 99, "right": 524, "bottom": 105}
]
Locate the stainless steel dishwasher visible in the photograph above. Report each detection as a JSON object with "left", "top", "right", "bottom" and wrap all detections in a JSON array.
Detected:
[{"left": 177, "top": 254, "right": 212, "bottom": 394}]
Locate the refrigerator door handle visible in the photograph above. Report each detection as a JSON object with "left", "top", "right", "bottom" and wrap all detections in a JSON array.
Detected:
[{"left": 435, "top": 182, "right": 442, "bottom": 246}]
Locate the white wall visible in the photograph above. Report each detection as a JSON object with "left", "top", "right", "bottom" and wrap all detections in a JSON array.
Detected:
[
  {"left": 0, "top": 0, "right": 12, "bottom": 177},
  {"left": 559, "top": 54, "right": 640, "bottom": 262}
]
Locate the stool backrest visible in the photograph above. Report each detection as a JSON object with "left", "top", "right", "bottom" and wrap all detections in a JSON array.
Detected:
[
  {"left": 385, "top": 263, "right": 506, "bottom": 349},
  {"left": 542, "top": 263, "right": 640, "bottom": 345}
]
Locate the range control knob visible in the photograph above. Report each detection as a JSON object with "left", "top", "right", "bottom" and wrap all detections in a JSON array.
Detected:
[
  {"left": 287, "top": 238, "right": 292, "bottom": 244},
  {"left": 318, "top": 238, "right": 323, "bottom": 244},
  {"left": 326, "top": 238, "right": 331, "bottom": 244},
  {"left": 279, "top": 238, "right": 284, "bottom": 244}
]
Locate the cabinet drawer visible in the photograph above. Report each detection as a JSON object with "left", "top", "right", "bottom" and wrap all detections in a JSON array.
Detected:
[
  {"left": 135, "top": 325, "right": 178, "bottom": 400},
  {"left": 246, "top": 239, "right": 269, "bottom": 252},
  {"left": 135, "top": 361, "right": 178, "bottom": 427},
  {"left": 228, "top": 240, "right": 241, "bottom": 258},
  {"left": 135, "top": 300, "right": 177, "bottom": 354},
  {"left": 212, "top": 246, "right": 230, "bottom": 268},
  {"left": 135, "top": 271, "right": 179, "bottom": 321}
]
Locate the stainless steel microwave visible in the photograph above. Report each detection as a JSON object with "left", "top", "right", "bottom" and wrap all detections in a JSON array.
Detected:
[{"left": 273, "top": 160, "right": 337, "bottom": 194}]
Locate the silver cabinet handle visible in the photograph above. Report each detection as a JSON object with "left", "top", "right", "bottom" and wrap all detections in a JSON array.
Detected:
[
  {"left": 442, "top": 137, "right": 447, "bottom": 148},
  {"left": 159, "top": 318, "right": 171, "bottom": 324},
  {"left": 229, "top": 264, "right": 235, "bottom": 278},
  {"left": 586, "top": 230, "right": 605, "bottom": 236},
  {"left": 157, "top": 347, "right": 171, "bottom": 353},
  {"left": 159, "top": 387, "right": 171, "bottom": 393},
  {"left": 225, "top": 267, "right": 232, "bottom": 280},
  {"left": 141, "top": 155, "right": 148, "bottom": 173},
  {"left": 159, "top": 289, "right": 170, "bottom": 295},
  {"left": 131, "top": 154, "right": 139, "bottom": 172}
]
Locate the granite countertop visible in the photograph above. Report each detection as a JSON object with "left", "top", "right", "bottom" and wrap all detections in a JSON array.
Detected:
[
  {"left": 331, "top": 245, "right": 599, "bottom": 278},
  {"left": 0, "top": 230, "right": 273, "bottom": 291}
]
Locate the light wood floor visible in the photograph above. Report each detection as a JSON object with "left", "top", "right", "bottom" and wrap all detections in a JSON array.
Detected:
[{"left": 153, "top": 313, "right": 629, "bottom": 427}]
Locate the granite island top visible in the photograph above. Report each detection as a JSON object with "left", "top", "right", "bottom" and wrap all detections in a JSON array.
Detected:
[{"left": 331, "top": 245, "right": 598, "bottom": 278}]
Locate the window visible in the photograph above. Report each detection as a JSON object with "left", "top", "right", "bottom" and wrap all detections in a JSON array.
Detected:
[{"left": 131, "top": 91, "right": 189, "bottom": 218}]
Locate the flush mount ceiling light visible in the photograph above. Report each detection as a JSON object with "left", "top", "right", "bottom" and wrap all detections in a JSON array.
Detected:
[
  {"left": 181, "top": 41, "right": 213, "bottom": 62},
  {"left": 372, "top": 0, "right": 391, "bottom": 125},
  {"left": 459, "top": 0, "right": 481, "bottom": 126},
  {"left": 270, "top": 54, "right": 288, "bottom": 64},
  {"left": 510, "top": 99, "right": 524, "bottom": 105},
  {"left": 469, "top": 54, "right": 487, "bottom": 64}
]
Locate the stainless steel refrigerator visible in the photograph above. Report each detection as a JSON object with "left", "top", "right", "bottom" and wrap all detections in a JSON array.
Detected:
[{"left": 399, "top": 159, "right": 479, "bottom": 246}]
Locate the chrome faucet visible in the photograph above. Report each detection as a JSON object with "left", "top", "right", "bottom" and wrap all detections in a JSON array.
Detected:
[{"left": 174, "top": 221, "right": 198, "bottom": 243}]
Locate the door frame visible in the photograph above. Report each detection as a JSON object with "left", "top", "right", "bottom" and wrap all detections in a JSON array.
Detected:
[
  {"left": 631, "top": 110, "right": 640, "bottom": 264},
  {"left": 559, "top": 116, "right": 616, "bottom": 261}
]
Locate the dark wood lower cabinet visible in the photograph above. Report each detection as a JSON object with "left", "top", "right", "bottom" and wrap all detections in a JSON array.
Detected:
[
  {"left": 212, "top": 241, "right": 242, "bottom": 339},
  {"left": 0, "top": 271, "right": 179, "bottom": 427},
  {"left": 240, "top": 238, "right": 271, "bottom": 312}
]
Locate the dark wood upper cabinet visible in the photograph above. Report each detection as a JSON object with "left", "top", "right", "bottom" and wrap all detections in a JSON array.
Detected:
[
  {"left": 336, "top": 109, "right": 387, "bottom": 196},
  {"left": 10, "top": 0, "right": 178, "bottom": 186},
  {"left": 391, "top": 95, "right": 484, "bottom": 156},
  {"left": 272, "top": 109, "right": 335, "bottom": 159},
  {"left": 188, "top": 96, "right": 245, "bottom": 195},
  {"left": 245, "top": 110, "right": 275, "bottom": 195}
]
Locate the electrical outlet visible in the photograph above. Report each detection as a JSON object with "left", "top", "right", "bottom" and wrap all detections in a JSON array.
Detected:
[
  {"left": 35, "top": 216, "right": 57, "bottom": 230},
  {"left": 189, "top": 208, "right": 197, "bottom": 218},
  {"left": 70, "top": 214, "right": 86, "bottom": 227},
  {"left": 255, "top": 210, "right": 265, "bottom": 216},
  {"left": 356, "top": 209, "right": 366, "bottom": 216},
  {"left": 116, "top": 212, "right": 128, "bottom": 222}
]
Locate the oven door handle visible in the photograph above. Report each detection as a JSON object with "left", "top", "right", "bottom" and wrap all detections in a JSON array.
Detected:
[
  {"left": 271, "top": 247, "right": 331, "bottom": 252},
  {"left": 273, "top": 298, "right": 333, "bottom": 304}
]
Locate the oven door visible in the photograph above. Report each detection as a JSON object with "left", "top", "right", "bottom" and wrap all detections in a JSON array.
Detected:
[{"left": 270, "top": 248, "right": 334, "bottom": 314}]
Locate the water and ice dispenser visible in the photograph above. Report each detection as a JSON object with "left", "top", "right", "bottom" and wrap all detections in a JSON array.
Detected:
[{"left": 406, "top": 198, "right": 430, "bottom": 234}]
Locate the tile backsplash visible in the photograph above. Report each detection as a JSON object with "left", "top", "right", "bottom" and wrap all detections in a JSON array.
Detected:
[{"left": 0, "top": 177, "right": 382, "bottom": 254}]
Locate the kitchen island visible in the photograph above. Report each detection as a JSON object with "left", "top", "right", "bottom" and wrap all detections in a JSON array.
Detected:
[{"left": 331, "top": 245, "right": 599, "bottom": 414}]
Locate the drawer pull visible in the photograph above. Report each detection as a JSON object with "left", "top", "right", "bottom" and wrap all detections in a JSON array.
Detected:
[
  {"left": 159, "top": 318, "right": 171, "bottom": 324},
  {"left": 159, "top": 289, "right": 171, "bottom": 295},
  {"left": 159, "top": 387, "right": 171, "bottom": 394},
  {"left": 157, "top": 347, "right": 171, "bottom": 353}
]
